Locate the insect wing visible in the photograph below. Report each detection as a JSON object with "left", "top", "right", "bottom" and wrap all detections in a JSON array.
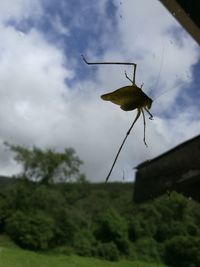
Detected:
[{"left": 101, "top": 85, "right": 142, "bottom": 111}]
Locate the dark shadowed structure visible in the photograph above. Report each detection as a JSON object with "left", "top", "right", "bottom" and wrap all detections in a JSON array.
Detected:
[{"left": 134, "top": 135, "right": 200, "bottom": 203}]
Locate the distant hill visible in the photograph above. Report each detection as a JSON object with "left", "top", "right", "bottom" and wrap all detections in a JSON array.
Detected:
[{"left": 0, "top": 176, "right": 15, "bottom": 188}]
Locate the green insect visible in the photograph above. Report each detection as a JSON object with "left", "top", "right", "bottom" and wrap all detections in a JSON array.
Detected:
[{"left": 82, "top": 56, "right": 153, "bottom": 182}]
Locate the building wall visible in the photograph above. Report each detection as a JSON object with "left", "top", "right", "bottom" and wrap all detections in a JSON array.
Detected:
[{"left": 134, "top": 135, "right": 200, "bottom": 203}]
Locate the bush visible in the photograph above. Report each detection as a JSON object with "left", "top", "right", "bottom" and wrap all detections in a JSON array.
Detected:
[
  {"left": 128, "top": 214, "right": 157, "bottom": 241},
  {"left": 94, "top": 208, "right": 129, "bottom": 254},
  {"left": 6, "top": 210, "right": 54, "bottom": 250},
  {"left": 30, "top": 185, "right": 66, "bottom": 215},
  {"left": 134, "top": 237, "right": 161, "bottom": 262},
  {"left": 93, "top": 242, "right": 120, "bottom": 261},
  {"left": 186, "top": 221, "right": 200, "bottom": 236},
  {"left": 164, "top": 236, "right": 200, "bottom": 267},
  {"left": 155, "top": 221, "right": 187, "bottom": 242},
  {"left": 73, "top": 229, "right": 95, "bottom": 256},
  {"left": 127, "top": 243, "right": 138, "bottom": 261},
  {"left": 155, "top": 192, "right": 188, "bottom": 222},
  {"left": 51, "top": 209, "right": 76, "bottom": 246},
  {"left": 52, "top": 208, "right": 89, "bottom": 247}
]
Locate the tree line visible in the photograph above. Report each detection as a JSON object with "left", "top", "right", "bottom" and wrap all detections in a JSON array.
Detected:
[{"left": 0, "top": 144, "right": 200, "bottom": 267}]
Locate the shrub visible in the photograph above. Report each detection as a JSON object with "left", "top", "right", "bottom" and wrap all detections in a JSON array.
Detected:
[
  {"left": 52, "top": 208, "right": 89, "bottom": 247},
  {"left": 127, "top": 243, "right": 138, "bottom": 261},
  {"left": 94, "top": 208, "right": 129, "bottom": 254},
  {"left": 30, "top": 185, "right": 66, "bottom": 215},
  {"left": 128, "top": 215, "right": 157, "bottom": 241},
  {"left": 134, "top": 237, "right": 161, "bottom": 262},
  {"left": 164, "top": 236, "right": 200, "bottom": 267},
  {"left": 186, "top": 221, "right": 200, "bottom": 236},
  {"left": 155, "top": 221, "right": 187, "bottom": 242},
  {"left": 73, "top": 229, "right": 95, "bottom": 256},
  {"left": 52, "top": 209, "right": 76, "bottom": 246},
  {"left": 93, "top": 242, "right": 120, "bottom": 261},
  {"left": 155, "top": 192, "right": 188, "bottom": 222},
  {"left": 6, "top": 210, "right": 54, "bottom": 250}
]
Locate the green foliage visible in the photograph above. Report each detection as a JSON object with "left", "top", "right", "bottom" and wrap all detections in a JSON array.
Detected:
[
  {"left": 155, "top": 221, "right": 188, "bottom": 242},
  {"left": 0, "top": 183, "right": 33, "bottom": 232},
  {"left": 164, "top": 236, "right": 200, "bottom": 267},
  {"left": 153, "top": 192, "right": 198, "bottom": 242},
  {"left": 73, "top": 229, "right": 95, "bottom": 256},
  {"left": 6, "top": 210, "right": 54, "bottom": 250},
  {"left": 93, "top": 242, "right": 120, "bottom": 261},
  {"left": 128, "top": 205, "right": 160, "bottom": 240},
  {"left": 154, "top": 192, "right": 188, "bottom": 222},
  {"left": 186, "top": 221, "right": 200, "bottom": 236},
  {"left": 5, "top": 143, "right": 83, "bottom": 183},
  {"left": 5, "top": 181, "right": 35, "bottom": 211},
  {"left": 52, "top": 209, "right": 89, "bottom": 247},
  {"left": 1, "top": 177, "right": 200, "bottom": 265},
  {"left": 95, "top": 208, "right": 130, "bottom": 255},
  {"left": 30, "top": 185, "right": 66, "bottom": 214},
  {"left": 0, "top": 238, "right": 168, "bottom": 267},
  {"left": 134, "top": 238, "right": 161, "bottom": 262}
]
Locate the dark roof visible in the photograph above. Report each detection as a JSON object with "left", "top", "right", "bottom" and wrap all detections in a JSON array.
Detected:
[
  {"left": 136, "top": 135, "right": 200, "bottom": 169},
  {"left": 160, "top": 0, "right": 200, "bottom": 45},
  {"left": 176, "top": 0, "right": 200, "bottom": 28}
]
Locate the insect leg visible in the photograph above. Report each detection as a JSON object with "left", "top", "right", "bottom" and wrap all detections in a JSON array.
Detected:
[
  {"left": 82, "top": 55, "right": 137, "bottom": 85},
  {"left": 105, "top": 108, "right": 141, "bottom": 183},
  {"left": 141, "top": 109, "right": 148, "bottom": 147},
  {"left": 82, "top": 55, "right": 137, "bottom": 67},
  {"left": 125, "top": 71, "right": 134, "bottom": 84},
  {"left": 132, "top": 65, "right": 136, "bottom": 85},
  {"left": 144, "top": 107, "right": 153, "bottom": 120}
]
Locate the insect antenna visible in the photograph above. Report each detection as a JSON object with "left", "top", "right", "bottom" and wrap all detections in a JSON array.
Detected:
[{"left": 153, "top": 87, "right": 176, "bottom": 102}]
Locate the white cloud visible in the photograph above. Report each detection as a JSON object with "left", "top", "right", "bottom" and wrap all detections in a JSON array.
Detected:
[
  {"left": 0, "top": 24, "right": 74, "bottom": 171},
  {"left": 0, "top": 0, "right": 42, "bottom": 23},
  {"left": 51, "top": 15, "right": 70, "bottom": 36}
]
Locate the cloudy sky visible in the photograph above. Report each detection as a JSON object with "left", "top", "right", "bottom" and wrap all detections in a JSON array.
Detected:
[{"left": 0, "top": 0, "right": 199, "bottom": 182}]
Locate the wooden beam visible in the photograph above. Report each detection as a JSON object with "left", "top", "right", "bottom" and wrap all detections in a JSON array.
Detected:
[{"left": 160, "top": 0, "right": 200, "bottom": 45}]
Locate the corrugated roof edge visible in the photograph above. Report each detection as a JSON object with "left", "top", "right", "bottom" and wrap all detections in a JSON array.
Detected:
[{"left": 135, "top": 134, "right": 200, "bottom": 169}]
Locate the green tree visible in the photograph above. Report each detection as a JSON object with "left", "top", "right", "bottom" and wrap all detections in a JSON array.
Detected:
[
  {"left": 6, "top": 210, "right": 55, "bottom": 250},
  {"left": 5, "top": 143, "right": 83, "bottom": 184}
]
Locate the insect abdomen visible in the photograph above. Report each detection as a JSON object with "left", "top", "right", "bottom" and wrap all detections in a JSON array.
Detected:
[{"left": 101, "top": 93, "right": 111, "bottom": 101}]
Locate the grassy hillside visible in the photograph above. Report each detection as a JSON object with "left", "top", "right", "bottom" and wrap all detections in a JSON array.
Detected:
[{"left": 0, "top": 236, "right": 167, "bottom": 267}]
